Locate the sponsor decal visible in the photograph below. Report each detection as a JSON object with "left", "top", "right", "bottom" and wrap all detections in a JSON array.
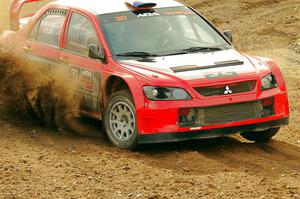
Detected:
[
  {"left": 115, "top": 16, "right": 128, "bottom": 22},
  {"left": 69, "top": 66, "right": 99, "bottom": 110},
  {"left": 137, "top": 12, "right": 160, "bottom": 17},
  {"left": 81, "top": 70, "right": 92, "bottom": 77},
  {"left": 102, "top": 7, "right": 193, "bottom": 24},
  {"left": 70, "top": 66, "right": 94, "bottom": 92},
  {"left": 70, "top": 66, "right": 79, "bottom": 78},
  {"left": 205, "top": 71, "right": 238, "bottom": 79},
  {"left": 163, "top": 11, "right": 193, "bottom": 16}
]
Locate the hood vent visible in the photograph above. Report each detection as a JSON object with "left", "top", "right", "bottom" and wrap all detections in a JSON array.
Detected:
[{"left": 171, "top": 60, "right": 244, "bottom": 73}]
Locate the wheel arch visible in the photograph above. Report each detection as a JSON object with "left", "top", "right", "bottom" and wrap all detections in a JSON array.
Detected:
[{"left": 102, "top": 74, "right": 144, "bottom": 112}]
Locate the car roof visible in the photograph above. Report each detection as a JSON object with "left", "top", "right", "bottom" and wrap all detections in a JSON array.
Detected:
[{"left": 50, "top": 0, "right": 184, "bottom": 15}]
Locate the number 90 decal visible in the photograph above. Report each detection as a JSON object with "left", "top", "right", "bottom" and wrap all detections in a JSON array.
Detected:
[{"left": 115, "top": 16, "right": 128, "bottom": 22}]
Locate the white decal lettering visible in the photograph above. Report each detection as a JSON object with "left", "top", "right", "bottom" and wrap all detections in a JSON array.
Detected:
[{"left": 137, "top": 13, "right": 160, "bottom": 18}]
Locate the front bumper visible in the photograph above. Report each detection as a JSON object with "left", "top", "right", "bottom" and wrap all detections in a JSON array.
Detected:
[
  {"left": 138, "top": 116, "right": 289, "bottom": 144},
  {"left": 136, "top": 89, "right": 289, "bottom": 141}
]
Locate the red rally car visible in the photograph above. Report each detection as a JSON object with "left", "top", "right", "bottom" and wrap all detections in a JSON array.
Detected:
[{"left": 9, "top": 0, "right": 289, "bottom": 149}]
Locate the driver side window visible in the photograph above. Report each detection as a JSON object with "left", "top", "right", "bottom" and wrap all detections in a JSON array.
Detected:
[{"left": 66, "top": 12, "right": 99, "bottom": 56}]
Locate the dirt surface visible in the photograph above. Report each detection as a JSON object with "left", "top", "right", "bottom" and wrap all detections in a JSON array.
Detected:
[{"left": 0, "top": 0, "right": 300, "bottom": 198}]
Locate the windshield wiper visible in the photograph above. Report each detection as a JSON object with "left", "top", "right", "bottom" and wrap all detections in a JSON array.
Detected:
[
  {"left": 160, "top": 46, "right": 226, "bottom": 57},
  {"left": 116, "top": 51, "right": 158, "bottom": 58},
  {"left": 178, "top": 46, "right": 225, "bottom": 53},
  {"left": 161, "top": 51, "right": 188, "bottom": 56}
]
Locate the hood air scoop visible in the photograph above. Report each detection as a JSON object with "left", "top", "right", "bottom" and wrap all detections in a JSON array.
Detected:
[{"left": 171, "top": 60, "right": 244, "bottom": 73}]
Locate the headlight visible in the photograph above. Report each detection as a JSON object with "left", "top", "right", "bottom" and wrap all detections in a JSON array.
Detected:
[
  {"left": 143, "top": 86, "right": 192, "bottom": 100},
  {"left": 261, "top": 74, "right": 277, "bottom": 91}
]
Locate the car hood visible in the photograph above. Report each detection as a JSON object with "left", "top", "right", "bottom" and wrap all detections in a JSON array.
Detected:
[{"left": 118, "top": 49, "right": 270, "bottom": 84}]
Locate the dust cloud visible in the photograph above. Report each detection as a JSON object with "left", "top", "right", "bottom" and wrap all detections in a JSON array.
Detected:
[{"left": 0, "top": 36, "right": 80, "bottom": 131}]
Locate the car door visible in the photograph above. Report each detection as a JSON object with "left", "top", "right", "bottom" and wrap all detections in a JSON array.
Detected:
[
  {"left": 59, "top": 11, "right": 103, "bottom": 115},
  {"left": 23, "top": 9, "right": 67, "bottom": 73}
]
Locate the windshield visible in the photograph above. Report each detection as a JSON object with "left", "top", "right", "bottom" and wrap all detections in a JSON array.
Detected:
[{"left": 98, "top": 6, "right": 231, "bottom": 59}]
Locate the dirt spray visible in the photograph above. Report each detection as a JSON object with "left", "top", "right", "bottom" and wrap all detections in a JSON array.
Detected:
[{"left": 0, "top": 40, "right": 81, "bottom": 131}]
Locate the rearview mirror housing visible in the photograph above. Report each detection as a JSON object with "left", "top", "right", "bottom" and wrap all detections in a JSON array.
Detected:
[
  {"left": 88, "top": 44, "right": 106, "bottom": 62},
  {"left": 223, "top": 30, "right": 233, "bottom": 43}
]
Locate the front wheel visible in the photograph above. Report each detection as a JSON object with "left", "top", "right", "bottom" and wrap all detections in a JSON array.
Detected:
[
  {"left": 240, "top": 127, "right": 280, "bottom": 143},
  {"left": 104, "top": 90, "right": 138, "bottom": 149}
]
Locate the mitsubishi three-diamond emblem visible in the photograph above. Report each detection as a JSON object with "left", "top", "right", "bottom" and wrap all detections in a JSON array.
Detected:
[{"left": 224, "top": 85, "right": 233, "bottom": 94}]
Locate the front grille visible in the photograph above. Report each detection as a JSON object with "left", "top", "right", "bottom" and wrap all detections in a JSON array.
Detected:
[
  {"left": 194, "top": 80, "right": 256, "bottom": 97},
  {"left": 198, "top": 101, "right": 262, "bottom": 126},
  {"left": 178, "top": 101, "right": 264, "bottom": 127}
]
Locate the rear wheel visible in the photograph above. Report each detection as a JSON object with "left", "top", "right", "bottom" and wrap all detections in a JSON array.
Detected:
[
  {"left": 104, "top": 90, "right": 138, "bottom": 149},
  {"left": 240, "top": 127, "right": 280, "bottom": 142}
]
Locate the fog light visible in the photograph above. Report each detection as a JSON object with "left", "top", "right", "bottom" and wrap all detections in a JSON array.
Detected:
[
  {"left": 178, "top": 108, "right": 197, "bottom": 127},
  {"left": 262, "top": 97, "right": 273, "bottom": 107},
  {"left": 261, "top": 97, "right": 275, "bottom": 117},
  {"left": 179, "top": 108, "right": 190, "bottom": 116}
]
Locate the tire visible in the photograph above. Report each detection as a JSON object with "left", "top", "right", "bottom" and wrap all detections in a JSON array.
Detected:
[
  {"left": 104, "top": 90, "right": 138, "bottom": 149},
  {"left": 240, "top": 127, "right": 280, "bottom": 143}
]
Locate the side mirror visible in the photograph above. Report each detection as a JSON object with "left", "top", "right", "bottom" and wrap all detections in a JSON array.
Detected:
[
  {"left": 223, "top": 30, "right": 233, "bottom": 43},
  {"left": 88, "top": 44, "right": 106, "bottom": 62}
]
